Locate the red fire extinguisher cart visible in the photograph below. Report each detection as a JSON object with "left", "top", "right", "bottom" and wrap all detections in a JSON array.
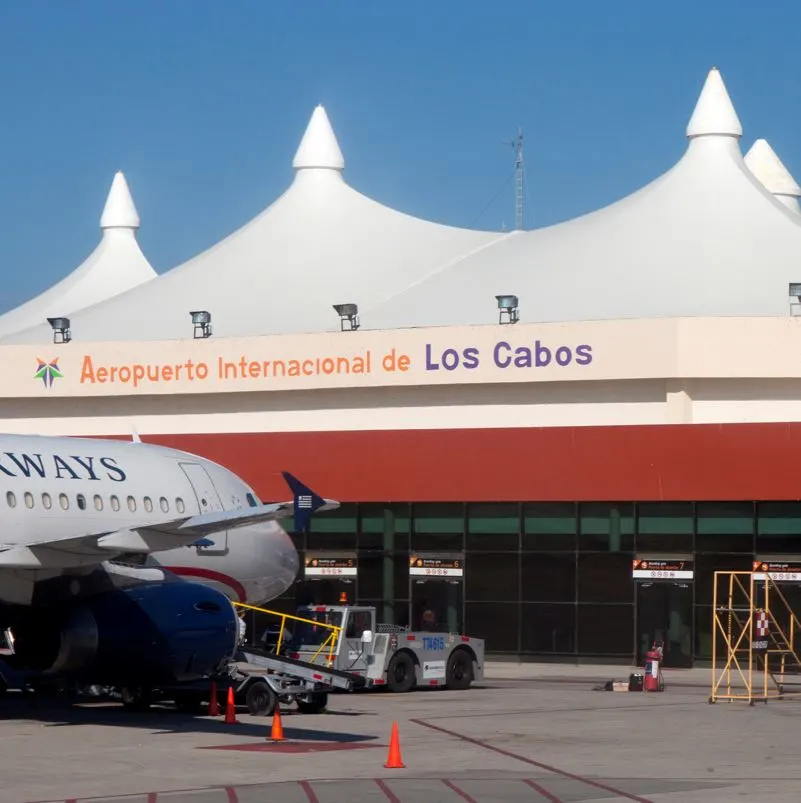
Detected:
[{"left": 643, "top": 642, "right": 665, "bottom": 692}]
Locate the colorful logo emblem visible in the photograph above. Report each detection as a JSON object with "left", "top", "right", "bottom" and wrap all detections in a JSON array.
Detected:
[{"left": 34, "top": 357, "right": 63, "bottom": 388}]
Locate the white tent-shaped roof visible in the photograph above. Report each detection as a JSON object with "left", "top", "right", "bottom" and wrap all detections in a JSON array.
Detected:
[
  {"left": 3, "top": 106, "right": 506, "bottom": 344},
  {"left": 0, "top": 172, "right": 156, "bottom": 339},
  {"left": 360, "top": 68, "right": 801, "bottom": 330},
  {"left": 744, "top": 138, "right": 801, "bottom": 215}
]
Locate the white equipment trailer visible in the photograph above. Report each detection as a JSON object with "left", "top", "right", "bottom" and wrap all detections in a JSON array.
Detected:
[{"left": 282, "top": 605, "right": 485, "bottom": 692}]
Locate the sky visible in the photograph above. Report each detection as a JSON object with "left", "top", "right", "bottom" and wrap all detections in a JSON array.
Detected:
[{"left": 0, "top": 0, "right": 800, "bottom": 311}]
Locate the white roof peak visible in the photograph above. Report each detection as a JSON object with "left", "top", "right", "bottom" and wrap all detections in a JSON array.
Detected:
[
  {"left": 292, "top": 105, "right": 345, "bottom": 171},
  {"left": 744, "top": 138, "right": 801, "bottom": 199},
  {"left": 100, "top": 171, "right": 140, "bottom": 230},
  {"left": 686, "top": 67, "right": 743, "bottom": 140}
]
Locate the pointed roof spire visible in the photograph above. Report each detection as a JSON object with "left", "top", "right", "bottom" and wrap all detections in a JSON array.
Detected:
[
  {"left": 744, "top": 139, "right": 801, "bottom": 199},
  {"left": 686, "top": 67, "right": 743, "bottom": 140},
  {"left": 100, "top": 171, "right": 140, "bottom": 230},
  {"left": 292, "top": 105, "right": 345, "bottom": 171}
]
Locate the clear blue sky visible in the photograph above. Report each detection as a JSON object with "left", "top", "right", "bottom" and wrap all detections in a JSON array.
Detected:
[{"left": 1, "top": 0, "right": 800, "bottom": 311}]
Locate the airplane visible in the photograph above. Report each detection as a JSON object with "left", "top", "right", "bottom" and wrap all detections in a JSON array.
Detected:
[{"left": 0, "top": 433, "right": 335, "bottom": 698}]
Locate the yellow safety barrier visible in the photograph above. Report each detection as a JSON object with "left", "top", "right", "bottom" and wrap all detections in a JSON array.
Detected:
[
  {"left": 233, "top": 601, "right": 343, "bottom": 666},
  {"left": 710, "top": 571, "right": 801, "bottom": 705}
]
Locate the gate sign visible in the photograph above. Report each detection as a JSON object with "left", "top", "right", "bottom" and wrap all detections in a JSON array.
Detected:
[
  {"left": 409, "top": 556, "right": 464, "bottom": 578},
  {"left": 753, "top": 560, "right": 801, "bottom": 583},
  {"left": 752, "top": 610, "right": 769, "bottom": 652},
  {"left": 632, "top": 558, "right": 694, "bottom": 580},
  {"left": 304, "top": 555, "right": 357, "bottom": 577}
]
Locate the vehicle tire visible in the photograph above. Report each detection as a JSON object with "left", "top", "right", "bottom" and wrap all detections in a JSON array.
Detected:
[
  {"left": 174, "top": 693, "right": 204, "bottom": 714},
  {"left": 296, "top": 692, "right": 328, "bottom": 714},
  {"left": 120, "top": 686, "right": 152, "bottom": 711},
  {"left": 245, "top": 680, "right": 276, "bottom": 717},
  {"left": 386, "top": 651, "right": 416, "bottom": 693},
  {"left": 446, "top": 649, "right": 473, "bottom": 691}
]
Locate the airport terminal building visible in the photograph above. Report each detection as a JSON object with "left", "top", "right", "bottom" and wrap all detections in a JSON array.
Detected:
[{"left": 1, "top": 68, "right": 801, "bottom": 667}]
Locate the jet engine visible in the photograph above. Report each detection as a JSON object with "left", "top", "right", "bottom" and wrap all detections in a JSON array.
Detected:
[{"left": 7, "top": 581, "right": 239, "bottom": 686}]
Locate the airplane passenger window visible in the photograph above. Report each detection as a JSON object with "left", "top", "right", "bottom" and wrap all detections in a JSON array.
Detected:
[
  {"left": 42, "top": 492, "right": 52, "bottom": 510},
  {"left": 159, "top": 497, "right": 169, "bottom": 513},
  {"left": 144, "top": 496, "right": 153, "bottom": 513},
  {"left": 127, "top": 496, "right": 136, "bottom": 512},
  {"left": 24, "top": 492, "right": 34, "bottom": 509},
  {"left": 59, "top": 493, "right": 69, "bottom": 510},
  {"left": 6, "top": 491, "right": 16, "bottom": 508},
  {"left": 94, "top": 495, "right": 103, "bottom": 511},
  {"left": 176, "top": 497, "right": 185, "bottom": 514},
  {"left": 110, "top": 495, "right": 120, "bottom": 512},
  {"left": 246, "top": 493, "right": 259, "bottom": 508},
  {"left": 76, "top": 494, "right": 86, "bottom": 511}
]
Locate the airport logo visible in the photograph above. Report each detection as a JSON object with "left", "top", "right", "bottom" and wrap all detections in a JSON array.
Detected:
[{"left": 34, "top": 357, "right": 63, "bottom": 388}]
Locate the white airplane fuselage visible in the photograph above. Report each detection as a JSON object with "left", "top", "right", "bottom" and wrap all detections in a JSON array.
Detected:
[{"left": 0, "top": 434, "right": 299, "bottom": 607}]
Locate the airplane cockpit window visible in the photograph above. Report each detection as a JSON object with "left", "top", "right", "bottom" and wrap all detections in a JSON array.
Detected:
[
  {"left": 176, "top": 497, "right": 186, "bottom": 514},
  {"left": 76, "top": 494, "right": 86, "bottom": 511},
  {"left": 159, "top": 496, "right": 169, "bottom": 513},
  {"left": 6, "top": 491, "right": 16, "bottom": 508},
  {"left": 42, "top": 492, "right": 52, "bottom": 510},
  {"left": 246, "top": 492, "right": 259, "bottom": 508},
  {"left": 144, "top": 496, "right": 153, "bottom": 513},
  {"left": 93, "top": 495, "right": 103, "bottom": 511},
  {"left": 59, "top": 493, "right": 69, "bottom": 510},
  {"left": 23, "top": 492, "right": 34, "bottom": 509},
  {"left": 127, "top": 496, "right": 137, "bottom": 513},
  {"left": 110, "top": 495, "right": 120, "bottom": 512}
]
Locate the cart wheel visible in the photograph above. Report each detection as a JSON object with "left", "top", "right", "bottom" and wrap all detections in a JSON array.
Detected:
[
  {"left": 296, "top": 692, "right": 328, "bottom": 714},
  {"left": 245, "top": 680, "right": 276, "bottom": 717},
  {"left": 446, "top": 649, "right": 474, "bottom": 691},
  {"left": 386, "top": 651, "right": 416, "bottom": 693}
]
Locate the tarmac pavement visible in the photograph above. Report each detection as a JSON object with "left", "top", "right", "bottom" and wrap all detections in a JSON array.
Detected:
[{"left": 3, "top": 661, "right": 800, "bottom": 803}]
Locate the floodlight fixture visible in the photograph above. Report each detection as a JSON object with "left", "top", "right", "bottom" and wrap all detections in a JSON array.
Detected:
[
  {"left": 333, "top": 303, "right": 360, "bottom": 331},
  {"left": 190, "top": 310, "right": 212, "bottom": 339},
  {"left": 789, "top": 284, "right": 801, "bottom": 317},
  {"left": 496, "top": 294, "right": 519, "bottom": 325},
  {"left": 47, "top": 316, "right": 71, "bottom": 344}
]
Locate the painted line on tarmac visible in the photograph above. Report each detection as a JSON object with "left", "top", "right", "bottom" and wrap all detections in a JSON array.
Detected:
[
  {"left": 442, "top": 779, "right": 479, "bottom": 802},
  {"left": 410, "top": 717, "right": 652, "bottom": 803},
  {"left": 374, "top": 778, "right": 402, "bottom": 802},
  {"left": 299, "top": 779, "right": 320, "bottom": 802},
  {"left": 523, "top": 778, "right": 563, "bottom": 801}
]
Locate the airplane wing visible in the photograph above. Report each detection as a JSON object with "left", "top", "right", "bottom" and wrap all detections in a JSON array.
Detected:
[{"left": 0, "top": 472, "right": 336, "bottom": 570}]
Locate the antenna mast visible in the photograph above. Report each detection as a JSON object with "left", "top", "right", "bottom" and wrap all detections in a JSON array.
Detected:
[{"left": 505, "top": 127, "right": 524, "bottom": 230}]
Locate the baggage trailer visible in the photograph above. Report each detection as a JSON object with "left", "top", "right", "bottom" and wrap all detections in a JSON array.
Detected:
[{"left": 244, "top": 603, "right": 485, "bottom": 693}]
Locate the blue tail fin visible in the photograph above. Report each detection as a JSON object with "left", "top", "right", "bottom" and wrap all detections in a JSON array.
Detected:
[{"left": 281, "top": 472, "right": 326, "bottom": 533}]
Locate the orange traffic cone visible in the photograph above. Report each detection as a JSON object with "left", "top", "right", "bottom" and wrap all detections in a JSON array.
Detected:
[
  {"left": 269, "top": 703, "right": 285, "bottom": 741},
  {"left": 224, "top": 686, "right": 238, "bottom": 724},
  {"left": 207, "top": 680, "right": 220, "bottom": 717},
  {"left": 383, "top": 721, "right": 405, "bottom": 768}
]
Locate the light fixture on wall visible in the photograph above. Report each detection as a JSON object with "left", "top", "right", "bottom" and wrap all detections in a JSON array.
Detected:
[
  {"left": 190, "top": 310, "right": 212, "bottom": 338},
  {"left": 333, "top": 303, "right": 360, "bottom": 331},
  {"left": 47, "top": 316, "right": 72, "bottom": 344},
  {"left": 496, "top": 294, "right": 519, "bottom": 325}
]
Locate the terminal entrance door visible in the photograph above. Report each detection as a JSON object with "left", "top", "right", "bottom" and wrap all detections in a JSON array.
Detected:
[
  {"left": 409, "top": 554, "right": 464, "bottom": 633},
  {"left": 633, "top": 557, "right": 694, "bottom": 668}
]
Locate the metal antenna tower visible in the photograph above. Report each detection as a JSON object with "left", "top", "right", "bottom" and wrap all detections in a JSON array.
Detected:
[{"left": 504, "top": 127, "right": 524, "bottom": 230}]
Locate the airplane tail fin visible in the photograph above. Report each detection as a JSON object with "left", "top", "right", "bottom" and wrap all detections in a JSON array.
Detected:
[{"left": 281, "top": 472, "right": 327, "bottom": 533}]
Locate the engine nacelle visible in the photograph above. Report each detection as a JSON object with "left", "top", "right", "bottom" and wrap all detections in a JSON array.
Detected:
[{"left": 9, "top": 581, "right": 239, "bottom": 686}]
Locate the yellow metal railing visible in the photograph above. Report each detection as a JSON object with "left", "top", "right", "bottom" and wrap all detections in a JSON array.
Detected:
[
  {"left": 710, "top": 571, "right": 801, "bottom": 704},
  {"left": 233, "top": 601, "right": 342, "bottom": 666}
]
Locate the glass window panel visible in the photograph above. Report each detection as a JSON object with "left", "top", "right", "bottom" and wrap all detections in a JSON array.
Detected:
[
  {"left": 412, "top": 503, "right": 464, "bottom": 551},
  {"left": 694, "top": 553, "right": 755, "bottom": 607},
  {"left": 521, "top": 603, "right": 576, "bottom": 654},
  {"left": 360, "top": 503, "right": 410, "bottom": 550},
  {"left": 521, "top": 553, "right": 576, "bottom": 603},
  {"left": 579, "top": 503, "right": 634, "bottom": 551},
  {"left": 522, "top": 503, "right": 576, "bottom": 551},
  {"left": 465, "top": 553, "right": 518, "bottom": 602},
  {"left": 466, "top": 602, "right": 518, "bottom": 653},
  {"left": 696, "top": 502, "right": 754, "bottom": 552},
  {"left": 578, "top": 553, "right": 634, "bottom": 604},
  {"left": 578, "top": 604, "right": 634, "bottom": 656},
  {"left": 357, "top": 551, "right": 409, "bottom": 602},
  {"left": 636, "top": 502, "right": 693, "bottom": 552},
  {"left": 307, "top": 503, "right": 357, "bottom": 550},
  {"left": 467, "top": 503, "right": 519, "bottom": 551},
  {"left": 694, "top": 605, "right": 713, "bottom": 661},
  {"left": 757, "top": 502, "right": 801, "bottom": 551}
]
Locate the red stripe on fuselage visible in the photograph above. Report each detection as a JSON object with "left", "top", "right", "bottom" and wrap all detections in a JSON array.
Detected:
[{"left": 166, "top": 566, "right": 247, "bottom": 602}]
